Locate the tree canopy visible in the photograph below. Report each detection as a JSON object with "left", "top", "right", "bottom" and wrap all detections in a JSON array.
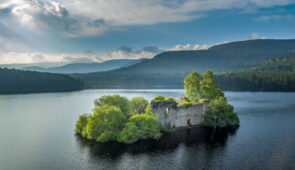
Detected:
[
  {"left": 200, "top": 71, "right": 224, "bottom": 100},
  {"left": 184, "top": 72, "right": 201, "bottom": 102},
  {"left": 184, "top": 70, "right": 224, "bottom": 102}
]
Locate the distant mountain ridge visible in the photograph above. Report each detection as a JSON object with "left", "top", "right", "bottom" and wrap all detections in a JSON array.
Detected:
[
  {"left": 103, "top": 39, "right": 295, "bottom": 74},
  {"left": 72, "top": 54, "right": 295, "bottom": 91},
  {"left": 23, "top": 59, "right": 144, "bottom": 73},
  {"left": 72, "top": 39, "right": 295, "bottom": 90}
]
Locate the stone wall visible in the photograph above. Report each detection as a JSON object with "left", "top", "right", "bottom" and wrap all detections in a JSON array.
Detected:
[{"left": 151, "top": 99, "right": 209, "bottom": 129}]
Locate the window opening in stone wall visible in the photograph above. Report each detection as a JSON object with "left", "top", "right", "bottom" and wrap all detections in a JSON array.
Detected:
[{"left": 187, "top": 119, "right": 192, "bottom": 126}]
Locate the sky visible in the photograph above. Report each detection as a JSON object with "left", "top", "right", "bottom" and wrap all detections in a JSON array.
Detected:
[{"left": 1, "top": 0, "right": 295, "bottom": 65}]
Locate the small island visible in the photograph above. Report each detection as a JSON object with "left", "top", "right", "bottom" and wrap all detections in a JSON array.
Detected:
[{"left": 75, "top": 71, "right": 240, "bottom": 144}]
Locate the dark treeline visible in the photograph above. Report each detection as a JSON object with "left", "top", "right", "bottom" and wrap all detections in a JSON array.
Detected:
[
  {"left": 214, "top": 54, "right": 295, "bottom": 91},
  {"left": 74, "top": 71, "right": 295, "bottom": 91},
  {"left": 0, "top": 68, "right": 83, "bottom": 94},
  {"left": 250, "top": 53, "right": 295, "bottom": 72},
  {"left": 73, "top": 72, "right": 185, "bottom": 89},
  {"left": 216, "top": 71, "right": 295, "bottom": 91}
]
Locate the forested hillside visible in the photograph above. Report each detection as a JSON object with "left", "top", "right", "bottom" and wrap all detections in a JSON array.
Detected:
[
  {"left": 250, "top": 53, "right": 295, "bottom": 72},
  {"left": 216, "top": 71, "right": 295, "bottom": 91},
  {"left": 0, "top": 68, "right": 83, "bottom": 94},
  {"left": 73, "top": 39, "right": 295, "bottom": 91}
]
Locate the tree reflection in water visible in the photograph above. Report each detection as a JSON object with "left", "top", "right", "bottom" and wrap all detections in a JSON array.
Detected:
[{"left": 75, "top": 127, "right": 238, "bottom": 159}]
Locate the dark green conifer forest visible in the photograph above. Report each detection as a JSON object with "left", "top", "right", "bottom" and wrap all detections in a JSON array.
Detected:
[{"left": 0, "top": 68, "right": 83, "bottom": 94}]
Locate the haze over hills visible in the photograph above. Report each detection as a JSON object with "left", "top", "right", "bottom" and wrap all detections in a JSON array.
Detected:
[
  {"left": 22, "top": 59, "right": 144, "bottom": 73},
  {"left": 0, "top": 62, "right": 68, "bottom": 69}
]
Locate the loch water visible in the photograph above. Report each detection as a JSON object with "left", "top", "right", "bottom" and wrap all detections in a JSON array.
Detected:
[{"left": 0, "top": 90, "right": 295, "bottom": 170}]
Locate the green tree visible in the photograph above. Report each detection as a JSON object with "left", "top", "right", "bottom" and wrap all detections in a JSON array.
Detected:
[
  {"left": 200, "top": 70, "right": 224, "bottom": 100},
  {"left": 203, "top": 97, "right": 239, "bottom": 127},
  {"left": 85, "top": 105, "right": 127, "bottom": 142},
  {"left": 184, "top": 72, "right": 202, "bottom": 103},
  {"left": 94, "top": 95, "right": 130, "bottom": 115},
  {"left": 75, "top": 114, "right": 89, "bottom": 137},
  {"left": 118, "top": 113, "right": 162, "bottom": 144},
  {"left": 129, "top": 97, "right": 148, "bottom": 115}
]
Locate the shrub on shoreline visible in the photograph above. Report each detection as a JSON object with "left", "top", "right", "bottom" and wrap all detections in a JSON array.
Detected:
[
  {"left": 203, "top": 97, "right": 239, "bottom": 127},
  {"left": 118, "top": 114, "right": 162, "bottom": 144}
]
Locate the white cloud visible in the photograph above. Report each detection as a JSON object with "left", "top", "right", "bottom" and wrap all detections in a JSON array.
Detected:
[
  {"left": 97, "top": 50, "right": 156, "bottom": 62},
  {"left": 169, "top": 44, "right": 209, "bottom": 51},
  {"left": 84, "top": 46, "right": 164, "bottom": 62},
  {"left": 1, "top": 0, "right": 295, "bottom": 37},
  {"left": 248, "top": 33, "right": 266, "bottom": 39},
  {"left": 62, "top": 0, "right": 199, "bottom": 26},
  {"left": 1, "top": 0, "right": 109, "bottom": 37},
  {"left": 257, "top": 14, "right": 295, "bottom": 21},
  {"left": 61, "top": 0, "right": 295, "bottom": 26},
  {"left": 0, "top": 52, "right": 67, "bottom": 64}
]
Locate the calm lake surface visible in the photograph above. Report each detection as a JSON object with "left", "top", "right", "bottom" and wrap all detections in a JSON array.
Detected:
[{"left": 0, "top": 90, "right": 295, "bottom": 170}]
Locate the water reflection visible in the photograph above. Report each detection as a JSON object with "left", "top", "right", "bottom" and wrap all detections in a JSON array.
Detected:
[{"left": 75, "top": 127, "right": 238, "bottom": 158}]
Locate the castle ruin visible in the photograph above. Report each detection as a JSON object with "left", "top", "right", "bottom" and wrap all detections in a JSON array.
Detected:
[{"left": 151, "top": 98, "right": 209, "bottom": 129}]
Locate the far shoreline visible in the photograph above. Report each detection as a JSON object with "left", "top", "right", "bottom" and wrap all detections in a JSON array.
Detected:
[{"left": 1, "top": 88, "right": 294, "bottom": 96}]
